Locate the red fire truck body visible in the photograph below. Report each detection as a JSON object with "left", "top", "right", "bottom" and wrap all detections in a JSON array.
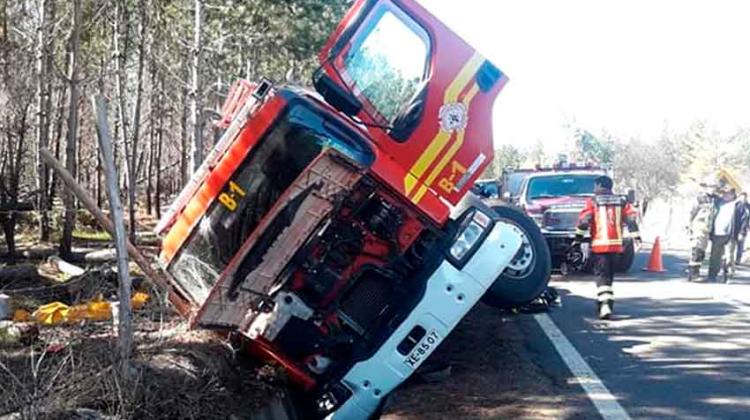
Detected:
[{"left": 155, "top": 1, "right": 547, "bottom": 417}]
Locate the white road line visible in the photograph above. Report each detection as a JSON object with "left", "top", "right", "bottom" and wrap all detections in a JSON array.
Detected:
[{"left": 534, "top": 313, "right": 631, "bottom": 420}]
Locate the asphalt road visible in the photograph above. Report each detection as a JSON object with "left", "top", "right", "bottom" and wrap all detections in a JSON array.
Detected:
[
  {"left": 386, "top": 247, "right": 750, "bottom": 419},
  {"left": 534, "top": 248, "right": 750, "bottom": 419}
]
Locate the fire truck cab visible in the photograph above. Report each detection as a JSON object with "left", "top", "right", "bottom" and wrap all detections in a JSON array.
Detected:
[{"left": 155, "top": 1, "right": 551, "bottom": 418}]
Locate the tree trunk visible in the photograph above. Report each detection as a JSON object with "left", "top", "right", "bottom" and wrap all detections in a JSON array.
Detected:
[
  {"left": 1, "top": 214, "right": 16, "bottom": 264},
  {"left": 35, "top": 0, "right": 51, "bottom": 241},
  {"left": 60, "top": 0, "right": 82, "bottom": 259},
  {"left": 0, "top": 1, "right": 6, "bottom": 81},
  {"left": 114, "top": 0, "right": 135, "bottom": 242},
  {"left": 145, "top": 131, "right": 154, "bottom": 216},
  {"left": 155, "top": 74, "right": 165, "bottom": 220},
  {"left": 146, "top": 56, "right": 156, "bottom": 215},
  {"left": 0, "top": 116, "right": 26, "bottom": 265},
  {"left": 43, "top": 1, "right": 56, "bottom": 208},
  {"left": 188, "top": 0, "right": 204, "bottom": 173},
  {"left": 49, "top": 82, "right": 66, "bottom": 204},
  {"left": 96, "top": 147, "right": 102, "bottom": 208},
  {"left": 180, "top": 85, "right": 189, "bottom": 186},
  {"left": 0, "top": 0, "right": 6, "bottom": 42},
  {"left": 75, "top": 124, "right": 82, "bottom": 185},
  {"left": 126, "top": 0, "right": 148, "bottom": 243}
]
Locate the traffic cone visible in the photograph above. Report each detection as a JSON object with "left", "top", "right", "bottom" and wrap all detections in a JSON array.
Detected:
[{"left": 643, "top": 236, "right": 666, "bottom": 272}]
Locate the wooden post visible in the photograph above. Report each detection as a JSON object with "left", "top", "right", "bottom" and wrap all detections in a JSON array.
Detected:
[
  {"left": 92, "top": 95, "right": 132, "bottom": 374},
  {"left": 40, "top": 147, "right": 192, "bottom": 316}
]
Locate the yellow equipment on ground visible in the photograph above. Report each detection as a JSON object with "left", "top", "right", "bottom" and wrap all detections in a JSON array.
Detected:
[{"left": 25, "top": 292, "right": 150, "bottom": 326}]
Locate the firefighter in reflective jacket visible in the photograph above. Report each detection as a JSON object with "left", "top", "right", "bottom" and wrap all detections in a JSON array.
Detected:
[{"left": 575, "top": 176, "right": 641, "bottom": 320}]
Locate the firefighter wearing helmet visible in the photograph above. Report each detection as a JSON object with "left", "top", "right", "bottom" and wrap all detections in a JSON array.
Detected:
[{"left": 574, "top": 175, "right": 641, "bottom": 320}]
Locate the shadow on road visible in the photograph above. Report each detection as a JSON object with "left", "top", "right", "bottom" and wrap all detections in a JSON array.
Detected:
[{"left": 552, "top": 283, "right": 750, "bottom": 419}]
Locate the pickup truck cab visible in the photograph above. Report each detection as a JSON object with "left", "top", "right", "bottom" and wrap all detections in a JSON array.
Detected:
[{"left": 477, "top": 163, "right": 637, "bottom": 274}]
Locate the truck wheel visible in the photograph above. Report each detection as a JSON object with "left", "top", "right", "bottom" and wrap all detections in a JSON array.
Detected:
[
  {"left": 614, "top": 239, "right": 635, "bottom": 273},
  {"left": 482, "top": 205, "right": 551, "bottom": 308}
]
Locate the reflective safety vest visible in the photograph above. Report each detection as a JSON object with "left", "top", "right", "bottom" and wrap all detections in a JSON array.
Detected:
[{"left": 576, "top": 194, "right": 639, "bottom": 254}]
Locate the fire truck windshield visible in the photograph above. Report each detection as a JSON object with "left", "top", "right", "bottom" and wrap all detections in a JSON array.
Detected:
[
  {"left": 526, "top": 174, "right": 599, "bottom": 200},
  {"left": 342, "top": 6, "right": 429, "bottom": 122}
]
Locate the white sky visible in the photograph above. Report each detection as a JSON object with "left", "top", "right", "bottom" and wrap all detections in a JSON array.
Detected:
[{"left": 418, "top": 0, "right": 750, "bottom": 154}]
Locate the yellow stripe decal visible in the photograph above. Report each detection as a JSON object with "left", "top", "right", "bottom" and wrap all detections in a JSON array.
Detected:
[
  {"left": 413, "top": 83, "right": 481, "bottom": 204},
  {"left": 405, "top": 131, "right": 451, "bottom": 194},
  {"left": 404, "top": 52, "right": 484, "bottom": 195},
  {"left": 615, "top": 207, "right": 623, "bottom": 239},
  {"left": 411, "top": 184, "right": 429, "bottom": 204},
  {"left": 443, "top": 53, "right": 485, "bottom": 103},
  {"left": 597, "top": 206, "right": 610, "bottom": 242},
  {"left": 592, "top": 239, "right": 625, "bottom": 246},
  {"left": 404, "top": 173, "right": 419, "bottom": 196}
]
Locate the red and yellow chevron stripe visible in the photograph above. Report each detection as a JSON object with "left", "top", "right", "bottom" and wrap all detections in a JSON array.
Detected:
[{"left": 403, "top": 52, "right": 485, "bottom": 204}]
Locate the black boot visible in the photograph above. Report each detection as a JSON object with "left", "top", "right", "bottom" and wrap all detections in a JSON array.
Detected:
[
  {"left": 596, "top": 285, "right": 614, "bottom": 320},
  {"left": 687, "top": 263, "right": 700, "bottom": 281}
]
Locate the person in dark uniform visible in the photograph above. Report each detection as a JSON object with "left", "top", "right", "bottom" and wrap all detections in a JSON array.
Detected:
[
  {"left": 734, "top": 192, "right": 749, "bottom": 265},
  {"left": 575, "top": 176, "right": 641, "bottom": 320},
  {"left": 708, "top": 187, "right": 743, "bottom": 281}
]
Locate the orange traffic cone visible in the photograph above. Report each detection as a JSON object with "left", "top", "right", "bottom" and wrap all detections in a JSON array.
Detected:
[{"left": 643, "top": 236, "right": 666, "bottom": 272}]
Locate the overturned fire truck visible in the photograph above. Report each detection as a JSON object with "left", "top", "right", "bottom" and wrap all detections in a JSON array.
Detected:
[{"left": 154, "top": 0, "right": 549, "bottom": 417}]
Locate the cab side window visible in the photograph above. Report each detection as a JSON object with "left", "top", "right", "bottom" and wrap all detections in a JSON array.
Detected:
[{"left": 343, "top": 6, "right": 429, "bottom": 123}]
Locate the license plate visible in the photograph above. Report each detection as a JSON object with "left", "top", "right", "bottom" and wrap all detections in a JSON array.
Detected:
[{"left": 403, "top": 330, "right": 440, "bottom": 369}]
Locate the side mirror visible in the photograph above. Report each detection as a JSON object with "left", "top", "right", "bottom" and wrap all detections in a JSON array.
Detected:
[
  {"left": 471, "top": 185, "right": 486, "bottom": 198},
  {"left": 312, "top": 69, "right": 362, "bottom": 118},
  {"left": 390, "top": 82, "right": 428, "bottom": 142},
  {"left": 626, "top": 189, "right": 636, "bottom": 204}
]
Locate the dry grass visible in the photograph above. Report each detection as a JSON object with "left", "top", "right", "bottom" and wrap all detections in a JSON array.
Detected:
[
  {"left": 0, "top": 310, "right": 285, "bottom": 419},
  {"left": 3, "top": 215, "right": 286, "bottom": 419}
]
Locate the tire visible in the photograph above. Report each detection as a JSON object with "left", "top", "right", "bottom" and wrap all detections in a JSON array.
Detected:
[
  {"left": 481, "top": 205, "right": 552, "bottom": 308},
  {"left": 614, "top": 239, "right": 635, "bottom": 273}
]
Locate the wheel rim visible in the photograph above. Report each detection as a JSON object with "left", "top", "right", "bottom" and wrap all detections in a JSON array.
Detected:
[{"left": 504, "top": 223, "right": 535, "bottom": 279}]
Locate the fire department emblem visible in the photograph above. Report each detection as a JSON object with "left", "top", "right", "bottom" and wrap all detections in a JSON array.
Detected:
[{"left": 439, "top": 102, "right": 468, "bottom": 133}]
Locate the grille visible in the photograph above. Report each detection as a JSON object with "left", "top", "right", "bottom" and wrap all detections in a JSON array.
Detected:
[
  {"left": 543, "top": 210, "right": 580, "bottom": 231},
  {"left": 338, "top": 270, "right": 392, "bottom": 336}
]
